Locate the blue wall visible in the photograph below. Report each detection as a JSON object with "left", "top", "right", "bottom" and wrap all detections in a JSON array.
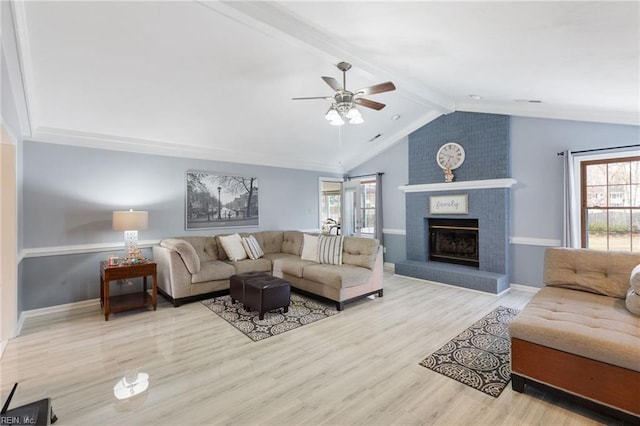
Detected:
[
  {"left": 510, "top": 117, "right": 640, "bottom": 286},
  {"left": 352, "top": 113, "right": 639, "bottom": 289},
  {"left": 15, "top": 115, "right": 640, "bottom": 312},
  {"left": 21, "top": 141, "right": 338, "bottom": 310}
]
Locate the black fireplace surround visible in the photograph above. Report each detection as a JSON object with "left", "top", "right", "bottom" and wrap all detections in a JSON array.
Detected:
[{"left": 428, "top": 218, "right": 479, "bottom": 268}]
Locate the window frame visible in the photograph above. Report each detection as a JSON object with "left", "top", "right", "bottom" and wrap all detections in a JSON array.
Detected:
[{"left": 579, "top": 155, "right": 639, "bottom": 251}]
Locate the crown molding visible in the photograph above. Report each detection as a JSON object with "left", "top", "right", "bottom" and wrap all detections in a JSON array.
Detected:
[
  {"left": 456, "top": 100, "right": 640, "bottom": 126},
  {"left": 2, "top": 0, "right": 34, "bottom": 136}
]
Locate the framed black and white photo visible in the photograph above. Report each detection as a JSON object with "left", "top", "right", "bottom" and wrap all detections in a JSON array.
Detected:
[{"left": 185, "top": 171, "right": 259, "bottom": 230}]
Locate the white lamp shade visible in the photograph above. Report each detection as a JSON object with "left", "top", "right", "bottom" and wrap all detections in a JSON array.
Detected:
[{"left": 113, "top": 210, "right": 148, "bottom": 231}]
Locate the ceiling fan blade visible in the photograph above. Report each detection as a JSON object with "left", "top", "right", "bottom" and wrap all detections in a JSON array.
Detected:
[
  {"left": 354, "top": 97, "right": 386, "bottom": 110},
  {"left": 356, "top": 81, "right": 396, "bottom": 96},
  {"left": 321, "top": 76, "right": 343, "bottom": 92},
  {"left": 292, "top": 96, "right": 333, "bottom": 100}
]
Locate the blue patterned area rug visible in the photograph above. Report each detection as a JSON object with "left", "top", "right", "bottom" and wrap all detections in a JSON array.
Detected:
[
  {"left": 419, "top": 306, "right": 520, "bottom": 397},
  {"left": 201, "top": 293, "right": 339, "bottom": 342}
]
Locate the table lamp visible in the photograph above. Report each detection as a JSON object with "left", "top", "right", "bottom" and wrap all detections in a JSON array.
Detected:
[{"left": 113, "top": 210, "right": 148, "bottom": 258}]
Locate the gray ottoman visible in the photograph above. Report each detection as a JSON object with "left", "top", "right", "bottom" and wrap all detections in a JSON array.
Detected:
[
  {"left": 230, "top": 272, "right": 270, "bottom": 306},
  {"left": 244, "top": 276, "right": 291, "bottom": 320}
]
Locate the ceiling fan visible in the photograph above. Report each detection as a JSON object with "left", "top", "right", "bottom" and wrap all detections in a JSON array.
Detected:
[{"left": 292, "top": 62, "right": 396, "bottom": 126}]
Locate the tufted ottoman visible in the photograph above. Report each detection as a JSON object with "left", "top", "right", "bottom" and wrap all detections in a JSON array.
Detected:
[
  {"left": 244, "top": 276, "right": 291, "bottom": 320},
  {"left": 230, "top": 272, "right": 270, "bottom": 307}
]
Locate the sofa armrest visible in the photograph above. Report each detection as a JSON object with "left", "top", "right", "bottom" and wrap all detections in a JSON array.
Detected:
[
  {"left": 160, "top": 238, "right": 200, "bottom": 274},
  {"left": 152, "top": 244, "right": 195, "bottom": 300}
]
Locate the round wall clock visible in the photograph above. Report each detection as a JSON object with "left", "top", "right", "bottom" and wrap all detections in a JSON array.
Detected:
[{"left": 436, "top": 142, "right": 465, "bottom": 170}]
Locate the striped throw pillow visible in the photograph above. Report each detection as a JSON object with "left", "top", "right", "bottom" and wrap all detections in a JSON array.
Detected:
[
  {"left": 241, "top": 235, "right": 264, "bottom": 260},
  {"left": 317, "top": 235, "right": 343, "bottom": 265}
]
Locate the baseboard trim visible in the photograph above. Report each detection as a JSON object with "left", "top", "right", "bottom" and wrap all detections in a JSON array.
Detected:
[
  {"left": 18, "top": 298, "right": 101, "bottom": 335},
  {"left": 509, "top": 283, "right": 541, "bottom": 293}
]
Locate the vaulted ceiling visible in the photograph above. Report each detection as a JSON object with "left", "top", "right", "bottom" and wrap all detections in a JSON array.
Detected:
[{"left": 4, "top": 1, "right": 639, "bottom": 173}]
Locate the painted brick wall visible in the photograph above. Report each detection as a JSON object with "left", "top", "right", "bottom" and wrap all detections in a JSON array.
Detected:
[
  {"left": 402, "top": 111, "right": 511, "bottom": 290},
  {"left": 409, "top": 112, "right": 510, "bottom": 184}
]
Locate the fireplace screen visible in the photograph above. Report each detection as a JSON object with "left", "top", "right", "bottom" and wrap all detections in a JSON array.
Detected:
[{"left": 428, "top": 218, "right": 479, "bottom": 268}]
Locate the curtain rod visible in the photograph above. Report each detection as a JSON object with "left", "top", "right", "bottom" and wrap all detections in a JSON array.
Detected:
[
  {"left": 346, "top": 172, "right": 384, "bottom": 180},
  {"left": 556, "top": 144, "right": 640, "bottom": 156}
]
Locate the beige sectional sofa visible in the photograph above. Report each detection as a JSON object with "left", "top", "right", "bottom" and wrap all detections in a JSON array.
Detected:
[
  {"left": 152, "top": 230, "right": 383, "bottom": 310},
  {"left": 509, "top": 248, "right": 640, "bottom": 422}
]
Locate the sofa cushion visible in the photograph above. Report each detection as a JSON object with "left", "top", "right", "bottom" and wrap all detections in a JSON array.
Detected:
[
  {"left": 178, "top": 237, "right": 218, "bottom": 262},
  {"left": 302, "top": 264, "right": 372, "bottom": 290},
  {"left": 342, "top": 237, "right": 379, "bottom": 270},
  {"left": 227, "top": 258, "right": 272, "bottom": 275},
  {"left": 301, "top": 234, "right": 319, "bottom": 262},
  {"left": 281, "top": 231, "right": 303, "bottom": 256},
  {"left": 509, "top": 286, "right": 640, "bottom": 372},
  {"left": 160, "top": 238, "right": 201, "bottom": 274},
  {"left": 253, "top": 231, "right": 284, "bottom": 254},
  {"left": 543, "top": 248, "right": 640, "bottom": 299},
  {"left": 274, "top": 257, "right": 317, "bottom": 278},
  {"left": 262, "top": 252, "right": 298, "bottom": 262},
  {"left": 241, "top": 235, "right": 264, "bottom": 260},
  {"left": 317, "top": 235, "right": 343, "bottom": 265},
  {"left": 218, "top": 233, "right": 248, "bottom": 261},
  {"left": 191, "top": 260, "right": 235, "bottom": 284}
]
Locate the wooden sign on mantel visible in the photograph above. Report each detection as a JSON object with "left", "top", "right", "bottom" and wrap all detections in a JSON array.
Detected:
[{"left": 429, "top": 194, "right": 468, "bottom": 214}]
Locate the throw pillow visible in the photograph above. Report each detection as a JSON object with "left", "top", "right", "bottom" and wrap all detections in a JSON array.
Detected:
[
  {"left": 241, "top": 235, "right": 264, "bottom": 260},
  {"left": 630, "top": 264, "right": 640, "bottom": 293},
  {"left": 625, "top": 287, "right": 640, "bottom": 316},
  {"left": 300, "top": 234, "right": 319, "bottom": 262},
  {"left": 317, "top": 235, "right": 344, "bottom": 265},
  {"left": 218, "top": 233, "right": 248, "bottom": 261}
]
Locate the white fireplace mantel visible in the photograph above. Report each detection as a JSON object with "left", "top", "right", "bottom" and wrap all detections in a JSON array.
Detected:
[{"left": 398, "top": 178, "right": 518, "bottom": 193}]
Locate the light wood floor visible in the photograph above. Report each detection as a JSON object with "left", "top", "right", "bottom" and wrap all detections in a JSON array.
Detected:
[{"left": 1, "top": 270, "right": 624, "bottom": 425}]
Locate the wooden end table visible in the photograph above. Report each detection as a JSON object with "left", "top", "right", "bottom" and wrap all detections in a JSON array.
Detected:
[{"left": 100, "top": 260, "right": 157, "bottom": 321}]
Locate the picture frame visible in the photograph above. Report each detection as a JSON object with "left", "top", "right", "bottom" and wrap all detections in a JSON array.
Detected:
[
  {"left": 429, "top": 194, "right": 468, "bottom": 214},
  {"left": 185, "top": 171, "right": 259, "bottom": 230}
]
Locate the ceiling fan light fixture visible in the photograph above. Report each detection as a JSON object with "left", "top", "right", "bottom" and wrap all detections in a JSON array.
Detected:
[
  {"left": 329, "top": 116, "right": 345, "bottom": 126},
  {"left": 345, "top": 106, "right": 361, "bottom": 119},
  {"left": 325, "top": 107, "right": 340, "bottom": 121},
  {"left": 349, "top": 115, "right": 364, "bottom": 124},
  {"left": 293, "top": 62, "right": 395, "bottom": 126}
]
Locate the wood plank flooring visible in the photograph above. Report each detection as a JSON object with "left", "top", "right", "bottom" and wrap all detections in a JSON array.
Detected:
[{"left": 0, "top": 270, "right": 624, "bottom": 425}]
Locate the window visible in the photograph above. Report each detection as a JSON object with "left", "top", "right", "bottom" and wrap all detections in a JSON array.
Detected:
[
  {"left": 360, "top": 180, "right": 376, "bottom": 236},
  {"left": 581, "top": 156, "right": 639, "bottom": 251}
]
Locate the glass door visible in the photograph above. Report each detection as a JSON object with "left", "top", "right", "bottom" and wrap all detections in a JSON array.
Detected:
[
  {"left": 343, "top": 180, "right": 362, "bottom": 237},
  {"left": 343, "top": 178, "right": 377, "bottom": 238},
  {"left": 319, "top": 178, "right": 343, "bottom": 234}
]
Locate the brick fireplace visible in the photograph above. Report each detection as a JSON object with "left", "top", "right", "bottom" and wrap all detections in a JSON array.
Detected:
[{"left": 395, "top": 112, "right": 515, "bottom": 294}]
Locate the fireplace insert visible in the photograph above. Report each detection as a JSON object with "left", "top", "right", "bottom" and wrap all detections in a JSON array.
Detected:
[{"left": 428, "top": 218, "right": 479, "bottom": 268}]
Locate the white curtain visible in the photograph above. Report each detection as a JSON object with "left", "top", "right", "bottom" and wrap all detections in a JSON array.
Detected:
[
  {"left": 563, "top": 150, "right": 580, "bottom": 247},
  {"left": 375, "top": 173, "right": 384, "bottom": 246}
]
